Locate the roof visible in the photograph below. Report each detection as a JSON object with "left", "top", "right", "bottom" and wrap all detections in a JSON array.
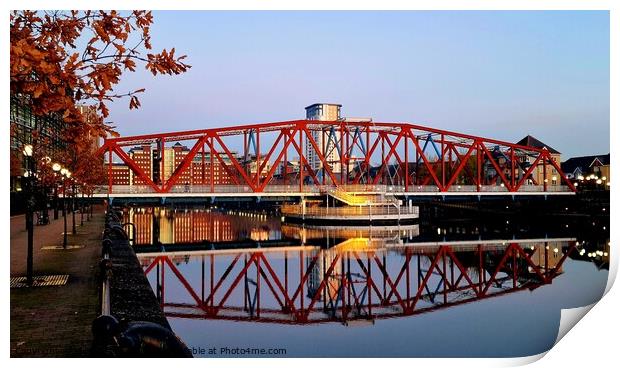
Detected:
[
  {"left": 305, "top": 103, "right": 342, "bottom": 110},
  {"left": 561, "top": 153, "right": 610, "bottom": 174},
  {"left": 515, "top": 135, "right": 560, "bottom": 154}
]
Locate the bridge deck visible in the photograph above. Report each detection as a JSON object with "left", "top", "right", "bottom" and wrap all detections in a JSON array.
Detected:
[{"left": 89, "top": 184, "right": 575, "bottom": 198}]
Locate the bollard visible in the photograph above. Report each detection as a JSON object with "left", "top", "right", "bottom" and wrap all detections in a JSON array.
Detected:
[{"left": 117, "top": 321, "right": 193, "bottom": 357}]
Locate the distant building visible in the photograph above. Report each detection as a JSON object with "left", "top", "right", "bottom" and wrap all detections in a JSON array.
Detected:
[
  {"left": 171, "top": 142, "right": 192, "bottom": 185},
  {"left": 515, "top": 135, "right": 562, "bottom": 185},
  {"left": 275, "top": 160, "right": 300, "bottom": 182},
  {"left": 305, "top": 103, "right": 343, "bottom": 175},
  {"left": 561, "top": 153, "right": 610, "bottom": 180},
  {"left": 244, "top": 155, "right": 272, "bottom": 180},
  {"left": 128, "top": 144, "right": 153, "bottom": 185},
  {"left": 10, "top": 95, "right": 67, "bottom": 192},
  {"left": 110, "top": 162, "right": 131, "bottom": 185},
  {"left": 125, "top": 143, "right": 236, "bottom": 186}
]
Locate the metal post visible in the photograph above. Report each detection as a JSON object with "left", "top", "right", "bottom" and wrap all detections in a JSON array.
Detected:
[
  {"left": 256, "top": 128, "right": 260, "bottom": 188},
  {"left": 322, "top": 128, "right": 326, "bottom": 186},
  {"left": 210, "top": 136, "right": 214, "bottom": 193},
  {"left": 543, "top": 151, "right": 548, "bottom": 192},
  {"left": 381, "top": 134, "right": 385, "bottom": 185},
  {"left": 345, "top": 126, "right": 350, "bottom": 185},
  {"left": 79, "top": 190, "right": 84, "bottom": 226},
  {"left": 366, "top": 127, "right": 370, "bottom": 185},
  {"left": 53, "top": 183, "right": 59, "bottom": 220},
  {"left": 477, "top": 143, "right": 482, "bottom": 192},
  {"left": 441, "top": 134, "right": 445, "bottom": 188},
  {"left": 25, "top": 156, "right": 35, "bottom": 285},
  {"left": 405, "top": 133, "right": 409, "bottom": 191},
  {"left": 72, "top": 181, "right": 76, "bottom": 234},
  {"left": 108, "top": 149, "right": 112, "bottom": 194},
  {"left": 299, "top": 129, "right": 304, "bottom": 193},
  {"left": 510, "top": 148, "right": 515, "bottom": 189},
  {"left": 160, "top": 138, "right": 165, "bottom": 186},
  {"left": 201, "top": 141, "right": 206, "bottom": 185},
  {"left": 63, "top": 181, "right": 67, "bottom": 249},
  {"left": 283, "top": 132, "right": 288, "bottom": 186}
]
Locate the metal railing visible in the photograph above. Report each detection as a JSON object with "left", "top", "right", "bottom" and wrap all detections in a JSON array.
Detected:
[
  {"left": 281, "top": 204, "right": 419, "bottom": 217},
  {"left": 93, "top": 183, "right": 574, "bottom": 195}
]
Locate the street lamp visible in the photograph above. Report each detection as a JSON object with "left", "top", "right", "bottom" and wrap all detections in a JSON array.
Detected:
[
  {"left": 68, "top": 171, "right": 77, "bottom": 235},
  {"left": 60, "top": 167, "right": 69, "bottom": 249},
  {"left": 23, "top": 144, "right": 33, "bottom": 157},
  {"left": 22, "top": 144, "right": 35, "bottom": 285},
  {"left": 52, "top": 163, "right": 61, "bottom": 220}
]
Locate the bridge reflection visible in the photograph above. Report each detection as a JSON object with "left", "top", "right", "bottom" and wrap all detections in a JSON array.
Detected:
[{"left": 138, "top": 239, "right": 576, "bottom": 325}]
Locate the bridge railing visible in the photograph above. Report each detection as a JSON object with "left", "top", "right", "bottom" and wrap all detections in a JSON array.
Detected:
[
  {"left": 281, "top": 203, "right": 419, "bottom": 217},
  {"left": 92, "top": 184, "right": 573, "bottom": 195}
]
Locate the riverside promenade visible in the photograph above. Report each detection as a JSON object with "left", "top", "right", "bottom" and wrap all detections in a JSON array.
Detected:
[{"left": 10, "top": 206, "right": 103, "bottom": 357}]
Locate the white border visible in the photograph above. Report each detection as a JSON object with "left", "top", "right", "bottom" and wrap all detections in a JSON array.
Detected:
[{"left": 2, "top": 2, "right": 616, "bottom": 368}]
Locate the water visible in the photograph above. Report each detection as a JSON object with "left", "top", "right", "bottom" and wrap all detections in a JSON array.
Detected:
[{"left": 124, "top": 205, "right": 609, "bottom": 358}]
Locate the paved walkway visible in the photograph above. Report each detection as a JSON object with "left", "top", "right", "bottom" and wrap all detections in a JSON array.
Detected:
[{"left": 10, "top": 206, "right": 103, "bottom": 357}]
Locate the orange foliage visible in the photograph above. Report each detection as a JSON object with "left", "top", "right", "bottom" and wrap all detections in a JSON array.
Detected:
[{"left": 10, "top": 10, "right": 190, "bottom": 185}]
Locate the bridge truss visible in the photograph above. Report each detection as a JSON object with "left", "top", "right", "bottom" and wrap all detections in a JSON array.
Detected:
[
  {"left": 97, "top": 120, "right": 576, "bottom": 194},
  {"left": 138, "top": 241, "right": 576, "bottom": 324}
]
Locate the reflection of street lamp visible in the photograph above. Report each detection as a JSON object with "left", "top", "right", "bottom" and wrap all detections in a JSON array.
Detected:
[{"left": 22, "top": 144, "right": 35, "bottom": 286}]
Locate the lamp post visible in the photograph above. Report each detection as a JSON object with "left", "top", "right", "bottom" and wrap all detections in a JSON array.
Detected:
[
  {"left": 61, "top": 168, "right": 69, "bottom": 249},
  {"left": 52, "top": 163, "right": 61, "bottom": 219},
  {"left": 80, "top": 183, "right": 84, "bottom": 226},
  {"left": 23, "top": 144, "right": 35, "bottom": 286},
  {"left": 71, "top": 176, "right": 76, "bottom": 235}
]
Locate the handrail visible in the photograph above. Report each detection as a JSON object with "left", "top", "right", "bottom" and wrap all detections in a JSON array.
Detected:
[
  {"left": 282, "top": 204, "right": 418, "bottom": 217},
  {"left": 91, "top": 183, "right": 575, "bottom": 195}
]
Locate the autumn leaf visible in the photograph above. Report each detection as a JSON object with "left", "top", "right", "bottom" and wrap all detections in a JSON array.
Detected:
[{"left": 10, "top": 10, "right": 190, "bottom": 184}]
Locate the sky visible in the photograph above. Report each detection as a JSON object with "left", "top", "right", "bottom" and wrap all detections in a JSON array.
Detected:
[{"left": 106, "top": 11, "right": 610, "bottom": 159}]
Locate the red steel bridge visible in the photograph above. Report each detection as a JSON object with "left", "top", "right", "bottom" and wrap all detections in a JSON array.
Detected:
[
  {"left": 138, "top": 239, "right": 577, "bottom": 324},
  {"left": 96, "top": 120, "right": 576, "bottom": 197}
]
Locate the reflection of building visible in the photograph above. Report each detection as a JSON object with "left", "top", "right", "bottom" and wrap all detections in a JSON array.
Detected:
[
  {"left": 307, "top": 248, "right": 342, "bottom": 301},
  {"left": 130, "top": 207, "right": 154, "bottom": 245},
  {"left": 516, "top": 135, "right": 562, "bottom": 185},
  {"left": 529, "top": 242, "right": 564, "bottom": 272},
  {"left": 128, "top": 208, "right": 237, "bottom": 245}
]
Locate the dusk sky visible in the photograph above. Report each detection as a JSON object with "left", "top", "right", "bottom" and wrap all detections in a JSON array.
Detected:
[{"left": 107, "top": 11, "right": 610, "bottom": 159}]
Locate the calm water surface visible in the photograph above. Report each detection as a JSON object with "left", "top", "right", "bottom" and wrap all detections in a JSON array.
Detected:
[{"left": 125, "top": 206, "right": 609, "bottom": 357}]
